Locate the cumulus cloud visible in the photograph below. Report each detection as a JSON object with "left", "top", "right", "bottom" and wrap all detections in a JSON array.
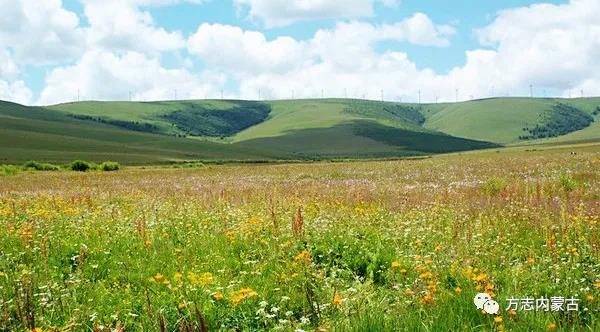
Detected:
[
  {"left": 188, "top": 23, "right": 312, "bottom": 74},
  {"left": 235, "top": 0, "right": 399, "bottom": 27},
  {"left": 38, "top": 50, "right": 223, "bottom": 105},
  {"left": 186, "top": 14, "right": 456, "bottom": 100},
  {"left": 189, "top": 0, "right": 600, "bottom": 102},
  {"left": 0, "top": 0, "right": 84, "bottom": 64},
  {"left": 82, "top": 0, "right": 186, "bottom": 54}
]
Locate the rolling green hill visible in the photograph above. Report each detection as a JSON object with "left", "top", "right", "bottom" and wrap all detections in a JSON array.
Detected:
[
  {"left": 3, "top": 96, "right": 600, "bottom": 164},
  {"left": 0, "top": 101, "right": 276, "bottom": 164},
  {"left": 421, "top": 97, "right": 600, "bottom": 144}
]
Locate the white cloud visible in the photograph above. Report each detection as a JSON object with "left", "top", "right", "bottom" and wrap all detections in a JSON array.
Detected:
[
  {"left": 193, "top": 0, "right": 600, "bottom": 102},
  {"left": 0, "top": 0, "right": 84, "bottom": 64},
  {"left": 188, "top": 23, "right": 311, "bottom": 74},
  {"left": 0, "top": 80, "right": 33, "bottom": 105},
  {"left": 82, "top": 0, "right": 186, "bottom": 54},
  {"left": 235, "top": 0, "right": 399, "bottom": 27},
  {"left": 38, "top": 50, "right": 223, "bottom": 105}
]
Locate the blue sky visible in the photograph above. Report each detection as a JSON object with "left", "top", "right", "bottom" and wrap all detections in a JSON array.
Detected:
[{"left": 1, "top": 0, "right": 597, "bottom": 105}]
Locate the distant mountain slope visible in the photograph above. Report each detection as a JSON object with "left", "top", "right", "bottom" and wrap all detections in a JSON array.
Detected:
[
  {"left": 0, "top": 101, "right": 275, "bottom": 164},
  {"left": 3, "top": 96, "right": 600, "bottom": 164},
  {"left": 421, "top": 97, "right": 600, "bottom": 144}
]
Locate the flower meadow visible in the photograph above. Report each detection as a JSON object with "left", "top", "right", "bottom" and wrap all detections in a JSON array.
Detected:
[{"left": 0, "top": 149, "right": 599, "bottom": 331}]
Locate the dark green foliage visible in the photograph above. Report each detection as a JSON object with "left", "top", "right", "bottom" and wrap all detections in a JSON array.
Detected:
[
  {"left": 22, "top": 160, "right": 60, "bottom": 171},
  {"left": 99, "top": 161, "right": 121, "bottom": 171},
  {"left": 345, "top": 101, "right": 425, "bottom": 126},
  {"left": 70, "top": 160, "right": 93, "bottom": 172},
  {"left": 593, "top": 106, "right": 600, "bottom": 116},
  {"left": 352, "top": 121, "right": 499, "bottom": 153},
  {"left": 162, "top": 101, "right": 271, "bottom": 137},
  {"left": 520, "top": 103, "right": 594, "bottom": 140},
  {"left": 68, "top": 114, "right": 161, "bottom": 133}
]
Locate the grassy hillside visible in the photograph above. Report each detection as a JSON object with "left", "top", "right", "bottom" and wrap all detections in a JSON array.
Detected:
[
  {"left": 422, "top": 97, "right": 600, "bottom": 144},
  {"left": 5, "top": 96, "right": 600, "bottom": 163},
  {"left": 0, "top": 101, "right": 276, "bottom": 164}
]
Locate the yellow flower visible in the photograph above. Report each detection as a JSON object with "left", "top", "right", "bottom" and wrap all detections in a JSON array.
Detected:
[
  {"left": 178, "top": 303, "right": 186, "bottom": 309},
  {"left": 404, "top": 288, "right": 414, "bottom": 296},
  {"left": 154, "top": 273, "right": 164, "bottom": 281},
  {"left": 586, "top": 294, "right": 594, "bottom": 302},
  {"left": 332, "top": 292, "right": 343, "bottom": 305},
  {"left": 231, "top": 287, "right": 258, "bottom": 305},
  {"left": 0, "top": 272, "right": 4, "bottom": 277},
  {"left": 526, "top": 257, "right": 534, "bottom": 264},
  {"left": 435, "top": 244, "right": 443, "bottom": 251},
  {"left": 399, "top": 269, "right": 407, "bottom": 275},
  {"left": 454, "top": 287, "right": 462, "bottom": 294},
  {"left": 173, "top": 272, "right": 183, "bottom": 283},
  {"left": 419, "top": 271, "right": 433, "bottom": 279},
  {"left": 494, "top": 316, "right": 503, "bottom": 324},
  {"left": 473, "top": 273, "right": 488, "bottom": 282},
  {"left": 212, "top": 291, "right": 224, "bottom": 301},
  {"left": 594, "top": 280, "right": 600, "bottom": 289},
  {"left": 547, "top": 322, "right": 556, "bottom": 330},
  {"left": 148, "top": 277, "right": 156, "bottom": 283},
  {"left": 293, "top": 250, "right": 312, "bottom": 264},
  {"left": 391, "top": 261, "right": 400, "bottom": 269}
]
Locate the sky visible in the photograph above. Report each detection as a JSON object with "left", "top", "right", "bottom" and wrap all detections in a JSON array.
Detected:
[{"left": 1, "top": 0, "right": 599, "bottom": 106}]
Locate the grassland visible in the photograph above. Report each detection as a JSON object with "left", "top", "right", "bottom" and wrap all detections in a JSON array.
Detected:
[
  {"left": 0, "top": 143, "right": 599, "bottom": 331},
  {"left": 0, "top": 101, "right": 276, "bottom": 164},
  {"left": 3, "top": 96, "right": 600, "bottom": 163}
]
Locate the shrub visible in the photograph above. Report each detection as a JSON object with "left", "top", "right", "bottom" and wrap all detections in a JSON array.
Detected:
[
  {"left": 100, "top": 161, "right": 121, "bottom": 171},
  {"left": 22, "top": 160, "right": 60, "bottom": 171},
  {"left": 70, "top": 160, "right": 93, "bottom": 172}
]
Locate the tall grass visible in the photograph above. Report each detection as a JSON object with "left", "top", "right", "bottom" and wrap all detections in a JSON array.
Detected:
[{"left": 0, "top": 149, "right": 598, "bottom": 331}]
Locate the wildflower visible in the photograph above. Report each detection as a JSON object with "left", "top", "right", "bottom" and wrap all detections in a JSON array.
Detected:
[
  {"left": 0, "top": 271, "right": 5, "bottom": 277},
  {"left": 332, "top": 292, "right": 342, "bottom": 305},
  {"left": 586, "top": 294, "right": 594, "bottom": 302},
  {"left": 435, "top": 244, "right": 443, "bottom": 251},
  {"left": 400, "top": 268, "right": 407, "bottom": 275},
  {"left": 404, "top": 288, "right": 414, "bottom": 296},
  {"left": 594, "top": 280, "right": 600, "bottom": 289},
  {"left": 212, "top": 292, "right": 223, "bottom": 301},
  {"left": 494, "top": 316, "right": 503, "bottom": 324},
  {"left": 178, "top": 303, "right": 186, "bottom": 309},
  {"left": 300, "top": 316, "right": 310, "bottom": 324},
  {"left": 294, "top": 250, "right": 311, "bottom": 264},
  {"left": 547, "top": 322, "right": 556, "bottom": 330},
  {"left": 419, "top": 271, "right": 433, "bottom": 279},
  {"left": 391, "top": 261, "right": 400, "bottom": 269},
  {"left": 454, "top": 287, "right": 462, "bottom": 294},
  {"left": 173, "top": 272, "right": 183, "bottom": 284},
  {"left": 154, "top": 273, "right": 164, "bottom": 281},
  {"left": 419, "top": 294, "right": 434, "bottom": 305},
  {"left": 526, "top": 257, "right": 534, "bottom": 264},
  {"left": 231, "top": 288, "right": 258, "bottom": 305},
  {"left": 473, "top": 273, "right": 488, "bottom": 282}
]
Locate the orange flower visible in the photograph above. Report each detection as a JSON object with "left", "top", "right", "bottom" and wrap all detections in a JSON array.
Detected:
[
  {"left": 547, "top": 322, "right": 556, "bottom": 330},
  {"left": 332, "top": 292, "right": 343, "bottom": 305},
  {"left": 391, "top": 261, "right": 400, "bottom": 269},
  {"left": 212, "top": 291, "right": 223, "bottom": 301}
]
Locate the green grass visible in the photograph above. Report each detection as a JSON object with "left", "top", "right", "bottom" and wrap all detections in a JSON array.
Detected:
[
  {"left": 422, "top": 97, "right": 600, "bottom": 144},
  {"left": 0, "top": 144, "right": 599, "bottom": 331},
  {"left": 0, "top": 101, "right": 276, "bottom": 164},
  {"left": 5, "top": 97, "right": 600, "bottom": 163}
]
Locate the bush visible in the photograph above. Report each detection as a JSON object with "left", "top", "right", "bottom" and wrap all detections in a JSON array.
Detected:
[
  {"left": 100, "top": 161, "right": 121, "bottom": 171},
  {"left": 22, "top": 160, "right": 60, "bottom": 171},
  {"left": 70, "top": 160, "right": 93, "bottom": 172}
]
